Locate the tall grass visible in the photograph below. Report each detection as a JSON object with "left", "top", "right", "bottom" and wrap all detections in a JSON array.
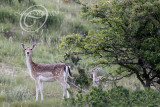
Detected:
[
  {"left": 0, "top": 6, "right": 18, "bottom": 24},
  {"left": 0, "top": 35, "right": 65, "bottom": 67}
]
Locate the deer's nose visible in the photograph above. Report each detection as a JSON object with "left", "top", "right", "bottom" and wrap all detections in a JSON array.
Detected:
[{"left": 27, "top": 52, "right": 29, "bottom": 55}]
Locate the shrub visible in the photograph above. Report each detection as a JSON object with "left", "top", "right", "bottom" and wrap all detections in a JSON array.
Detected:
[
  {"left": 107, "top": 86, "right": 130, "bottom": 106},
  {"left": 65, "top": 87, "right": 108, "bottom": 107},
  {"left": 65, "top": 86, "right": 160, "bottom": 107},
  {"left": 84, "top": 87, "right": 108, "bottom": 107},
  {"left": 64, "top": 54, "right": 81, "bottom": 67},
  {"left": 130, "top": 89, "right": 160, "bottom": 106},
  {"left": 74, "top": 67, "right": 91, "bottom": 88}
]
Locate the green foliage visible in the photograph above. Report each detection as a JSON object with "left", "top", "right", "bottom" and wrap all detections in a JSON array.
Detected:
[
  {"left": 65, "top": 87, "right": 108, "bottom": 107},
  {"left": 107, "top": 86, "right": 130, "bottom": 106},
  {"left": 61, "top": 0, "right": 160, "bottom": 88},
  {"left": 74, "top": 67, "right": 91, "bottom": 88},
  {"left": 84, "top": 87, "right": 108, "bottom": 107},
  {"left": 64, "top": 54, "right": 81, "bottom": 67},
  {"left": 66, "top": 86, "right": 160, "bottom": 107},
  {"left": 130, "top": 89, "right": 160, "bottom": 106}
]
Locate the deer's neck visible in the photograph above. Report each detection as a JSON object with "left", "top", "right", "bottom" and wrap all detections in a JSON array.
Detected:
[
  {"left": 26, "top": 55, "right": 33, "bottom": 70},
  {"left": 93, "top": 72, "right": 98, "bottom": 81},
  {"left": 26, "top": 55, "right": 35, "bottom": 80}
]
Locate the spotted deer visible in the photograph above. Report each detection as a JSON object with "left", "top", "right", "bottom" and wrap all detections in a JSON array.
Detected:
[
  {"left": 88, "top": 68, "right": 103, "bottom": 87},
  {"left": 21, "top": 43, "right": 71, "bottom": 101}
]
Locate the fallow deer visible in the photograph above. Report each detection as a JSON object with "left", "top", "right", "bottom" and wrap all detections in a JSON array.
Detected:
[
  {"left": 88, "top": 68, "right": 103, "bottom": 87},
  {"left": 21, "top": 43, "right": 71, "bottom": 101}
]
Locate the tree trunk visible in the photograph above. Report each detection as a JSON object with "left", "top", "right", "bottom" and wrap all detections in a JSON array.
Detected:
[
  {"left": 135, "top": 71, "right": 151, "bottom": 89},
  {"left": 144, "top": 79, "right": 151, "bottom": 89}
]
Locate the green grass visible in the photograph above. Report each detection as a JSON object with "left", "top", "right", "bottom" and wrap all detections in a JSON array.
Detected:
[
  {"left": 0, "top": 35, "right": 65, "bottom": 67},
  {"left": 0, "top": 62, "right": 66, "bottom": 106}
]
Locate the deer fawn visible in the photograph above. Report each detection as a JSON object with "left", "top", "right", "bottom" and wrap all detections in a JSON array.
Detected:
[
  {"left": 21, "top": 43, "right": 71, "bottom": 101},
  {"left": 88, "top": 68, "right": 103, "bottom": 87}
]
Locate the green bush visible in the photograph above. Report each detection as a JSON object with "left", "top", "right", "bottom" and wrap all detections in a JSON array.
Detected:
[
  {"left": 84, "top": 87, "right": 108, "bottom": 107},
  {"left": 130, "top": 89, "right": 160, "bottom": 106},
  {"left": 74, "top": 67, "right": 91, "bottom": 88},
  {"left": 64, "top": 54, "right": 81, "bottom": 67},
  {"left": 65, "top": 86, "right": 160, "bottom": 107},
  {"left": 65, "top": 87, "right": 108, "bottom": 107},
  {"left": 107, "top": 86, "right": 130, "bottom": 106}
]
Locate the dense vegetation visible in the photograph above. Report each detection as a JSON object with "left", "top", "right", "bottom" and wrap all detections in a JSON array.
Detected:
[
  {"left": 61, "top": 0, "right": 160, "bottom": 88},
  {"left": 66, "top": 86, "right": 160, "bottom": 107}
]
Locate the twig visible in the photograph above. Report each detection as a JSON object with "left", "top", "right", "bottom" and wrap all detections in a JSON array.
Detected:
[{"left": 67, "top": 81, "right": 88, "bottom": 92}]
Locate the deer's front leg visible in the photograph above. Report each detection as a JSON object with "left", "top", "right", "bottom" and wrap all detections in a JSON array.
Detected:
[
  {"left": 39, "top": 81, "right": 43, "bottom": 101},
  {"left": 35, "top": 79, "right": 40, "bottom": 101}
]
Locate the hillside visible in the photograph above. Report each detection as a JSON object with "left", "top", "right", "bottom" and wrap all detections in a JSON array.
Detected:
[{"left": 0, "top": 0, "right": 90, "bottom": 106}]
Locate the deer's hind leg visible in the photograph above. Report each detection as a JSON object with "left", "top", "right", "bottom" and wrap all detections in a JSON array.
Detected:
[{"left": 56, "top": 78, "right": 70, "bottom": 98}]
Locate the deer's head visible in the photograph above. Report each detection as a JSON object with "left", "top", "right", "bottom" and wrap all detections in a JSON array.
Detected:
[
  {"left": 88, "top": 68, "right": 101, "bottom": 74},
  {"left": 21, "top": 43, "right": 36, "bottom": 56}
]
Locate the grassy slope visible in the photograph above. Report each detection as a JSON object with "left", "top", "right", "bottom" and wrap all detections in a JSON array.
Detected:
[{"left": 0, "top": 0, "right": 85, "bottom": 106}]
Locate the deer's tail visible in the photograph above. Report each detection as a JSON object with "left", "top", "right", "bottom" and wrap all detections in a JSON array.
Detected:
[{"left": 65, "top": 65, "right": 73, "bottom": 79}]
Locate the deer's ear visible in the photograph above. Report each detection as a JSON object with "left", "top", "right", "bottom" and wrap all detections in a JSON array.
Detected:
[
  {"left": 31, "top": 44, "right": 36, "bottom": 50},
  {"left": 21, "top": 43, "right": 25, "bottom": 49}
]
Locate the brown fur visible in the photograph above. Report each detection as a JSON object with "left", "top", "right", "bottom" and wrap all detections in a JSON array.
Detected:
[
  {"left": 88, "top": 68, "right": 102, "bottom": 87},
  {"left": 21, "top": 43, "right": 71, "bottom": 101}
]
